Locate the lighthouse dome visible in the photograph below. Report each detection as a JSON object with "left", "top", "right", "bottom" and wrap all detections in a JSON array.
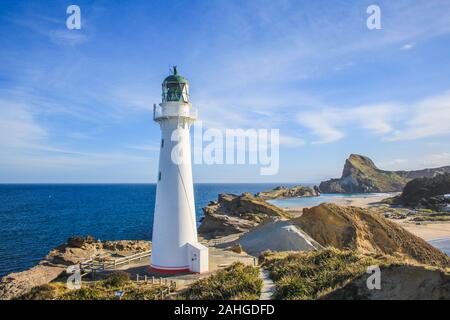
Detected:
[
  {"left": 163, "top": 66, "right": 189, "bottom": 84},
  {"left": 162, "top": 66, "right": 190, "bottom": 103}
]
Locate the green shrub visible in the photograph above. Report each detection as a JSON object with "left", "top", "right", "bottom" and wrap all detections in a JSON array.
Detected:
[
  {"left": 60, "top": 287, "right": 109, "bottom": 300},
  {"left": 103, "top": 271, "right": 131, "bottom": 288},
  {"left": 16, "top": 284, "right": 56, "bottom": 300}
]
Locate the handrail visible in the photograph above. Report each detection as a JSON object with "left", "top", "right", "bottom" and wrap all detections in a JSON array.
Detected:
[{"left": 80, "top": 250, "right": 152, "bottom": 274}]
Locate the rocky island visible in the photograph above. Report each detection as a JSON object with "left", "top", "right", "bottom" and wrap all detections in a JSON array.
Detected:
[{"left": 319, "top": 154, "right": 450, "bottom": 193}]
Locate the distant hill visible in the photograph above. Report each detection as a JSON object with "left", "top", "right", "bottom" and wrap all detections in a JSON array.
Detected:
[{"left": 319, "top": 154, "right": 450, "bottom": 193}]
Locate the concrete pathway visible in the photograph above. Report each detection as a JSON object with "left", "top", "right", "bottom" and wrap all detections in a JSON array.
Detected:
[{"left": 259, "top": 268, "right": 276, "bottom": 300}]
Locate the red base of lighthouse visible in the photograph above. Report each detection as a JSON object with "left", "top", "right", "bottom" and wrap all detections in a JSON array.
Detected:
[{"left": 148, "top": 265, "right": 190, "bottom": 274}]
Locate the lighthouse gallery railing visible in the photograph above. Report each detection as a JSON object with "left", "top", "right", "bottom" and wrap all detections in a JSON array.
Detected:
[{"left": 153, "top": 104, "right": 198, "bottom": 121}]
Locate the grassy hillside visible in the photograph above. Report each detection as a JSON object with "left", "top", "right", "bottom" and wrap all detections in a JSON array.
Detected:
[
  {"left": 261, "top": 248, "right": 385, "bottom": 299},
  {"left": 262, "top": 248, "right": 450, "bottom": 300},
  {"left": 293, "top": 203, "right": 450, "bottom": 268}
]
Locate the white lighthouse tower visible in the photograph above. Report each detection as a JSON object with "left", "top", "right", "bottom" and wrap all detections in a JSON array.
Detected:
[{"left": 150, "top": 66, "right": 208, "bottom": 273}]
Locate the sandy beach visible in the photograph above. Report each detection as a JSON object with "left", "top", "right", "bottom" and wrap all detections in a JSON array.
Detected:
[
  {"left": 283, "top": 193, "right": 395, "bottom": 216},
  {"left": 393, "top": 221, "right": 450, "bottom": 241}
]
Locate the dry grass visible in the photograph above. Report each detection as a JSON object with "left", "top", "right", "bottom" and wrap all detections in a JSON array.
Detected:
[
  {"left": 16, "top": 272, "right": 166, "bottom": 300},
  {"left": 261, "top": 248, "right": 393, "bottom": 300},
  {"left": 177, "top": 262, "right": 262, "bottom": 300}
]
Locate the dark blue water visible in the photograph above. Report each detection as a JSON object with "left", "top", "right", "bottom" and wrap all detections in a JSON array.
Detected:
[{"left": 0, "top": 183, "right": 292, "bottom": 277}]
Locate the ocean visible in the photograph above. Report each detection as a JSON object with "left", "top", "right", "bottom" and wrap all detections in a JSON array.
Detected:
[
  {"left": 0, "top": 183, "right": 292, "bottom": 277},
  {"left": 0, "top": 184, "right": 448, "bottom": 278}
]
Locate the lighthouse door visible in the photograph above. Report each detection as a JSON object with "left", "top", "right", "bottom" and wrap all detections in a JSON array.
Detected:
[
  {"left": 187, "top": 242, "right": 209, "bottom": 273},
  {"left": 190, "top": 252, "right": 198, "bottom": 271}
]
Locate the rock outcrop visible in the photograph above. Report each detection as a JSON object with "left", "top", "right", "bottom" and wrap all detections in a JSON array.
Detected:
[
  {"left": 198, "top": 193, "right": 291, "bottom": 238},
  {"left": 396, "top": 173, "right": 450, "bottom": 211},
  {"left": 293, "top": 203, "right": 449, "bottom": 268},
  {"left": 0, "top": 237, "right": 150, "bottom": 300},
  {"left": 256, "top": 185, "right": 320, "bottom": 200},
  {"left": 319, "top": 154, "right": 450, "bottom": 193}
]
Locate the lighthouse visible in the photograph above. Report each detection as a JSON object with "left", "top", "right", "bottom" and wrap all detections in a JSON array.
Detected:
[{"left": 150, "top": 67, "right": 208, "bottom": 273}]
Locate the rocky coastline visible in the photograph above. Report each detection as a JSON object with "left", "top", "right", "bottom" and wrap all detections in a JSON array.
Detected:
[{"left": 0, "top": 237, "right": 150, "bottom": 300}]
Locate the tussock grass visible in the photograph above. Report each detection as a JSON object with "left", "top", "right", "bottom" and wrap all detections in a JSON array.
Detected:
[
  {"left": 179, "top": 262, "right": 262, "bottom": 300},
  {"left": 261, "top": 248, "right": 392, "bottom": 300}
]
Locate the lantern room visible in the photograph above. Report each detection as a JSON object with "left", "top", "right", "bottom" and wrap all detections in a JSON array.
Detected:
[{"left": 162, "top": 66, "right": 189, "bottom": 103}]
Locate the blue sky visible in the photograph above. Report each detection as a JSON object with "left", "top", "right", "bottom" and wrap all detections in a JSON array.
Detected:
[{"left": 1, "top": 0, "right": 450, "bottom": 183}]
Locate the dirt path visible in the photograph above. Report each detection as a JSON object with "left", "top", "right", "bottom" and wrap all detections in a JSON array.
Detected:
[{"left": 259, "top": 268, "right": 275, "bottom": 300}]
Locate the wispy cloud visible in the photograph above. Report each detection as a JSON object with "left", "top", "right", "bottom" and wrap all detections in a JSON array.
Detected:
[
  {"left": 379, "top": 153, "right": 450, "bottom": 171},
  {"left": 48, "top": 29, "right": 88, "bottom": 46},
  {"left": 279, "top": 135, "right": 305, "bottom": 147},
  {"left": 0, "top": 100, "right": 48, "bottom": 149},
  {"left": 400, "top": 43, "right": 414, "bottom": 50},
  {"left": 388, "top": 91, "right": 450, "bottom": 141},
  {"left": 296, "top": 90, "right": 450, "bottom": 144},
  {"left": 297, "top": 103, "right": 398, "bottom": 144},
  {"left": 1, "top": 0, "right": 450, "bottom": 182},
  {"left": 0, "top": 97, "right": 155, "bottom": 181},
  {"left": 7, "top": 14, "right": 90, "bottom": 46}
]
